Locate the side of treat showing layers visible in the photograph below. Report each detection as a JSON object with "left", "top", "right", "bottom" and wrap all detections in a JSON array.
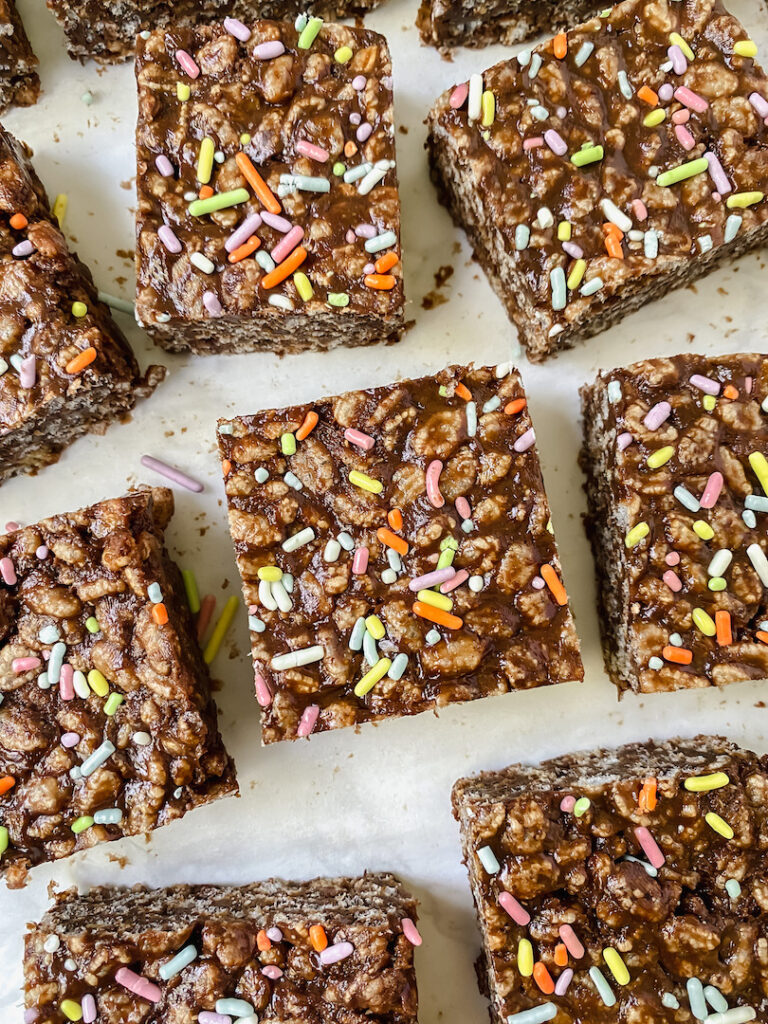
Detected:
[
  {"left": 581, "top": 353, "right": 768, "bottom": 695},
  {"left": 46, "top": 0, "right": 387, "bottom": 64},
  {"left": 426, "top": 0, "right": 768, "bottom": 362},
  {"left": 0, "top": 488, "right": 237, "bottom": 889},
  {"left": 25, "top": 873, "right": 421, "bottom": 1023},
  {"left": 417, "top": 0, "right": 603, "bottom": 51},
  {"left": 452, "top": 736, "right": 768, "bottom": 1024},
  {"left": 218, "top": 363, "right": 583, "bottom": 744},
  {"left": 0, "top": 0, "right": 39, "bottom": 111},
  {"left": 0, "top": 128, "right": 165, "bottom": 486},
  {"left": 135, "top": 18, "right": 403, "bottom": 356}
]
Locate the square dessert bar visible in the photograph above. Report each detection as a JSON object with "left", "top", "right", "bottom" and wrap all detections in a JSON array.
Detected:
[
  {"left": 218, "top": 364, "right": 583, "bottom": 744},
  {"left": 47, "top": 0, "right": 388, "bottom": 64},
  {"left": 417, "top": 0, "right": 603, "bottom": 51},
  {"left": 0, "top": 128, "right": 164, "bottom": 486},
  {"left": 452, "top": 736, "right": 768, "bottom": 1024},
  {"left": 427, "top": 0, "right": 768, "bottom": 362},
  {"left": 25, "top": 874, "right": 420, "bottom": 1022},
  {"left": 135, "top": 19, "right": 403, "bottom": 355},
  {"left": 0, "top": 0, "right": 39, "bottom": 112},
  {"left": 581, "top": 353, "right": 768, "bottom": 695},
  {"left": 0, "top": 488, "right": 237, "bottom": 889}
]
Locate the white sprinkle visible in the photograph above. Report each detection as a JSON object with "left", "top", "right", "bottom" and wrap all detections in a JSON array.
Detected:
[
  {"left": 284, "top": 471, "right": 303, "bottom": 490},
  {"left": 381, "top": 568, "right": 397, "bottom": 584},
  {"left": 468, "top": 73, "right": 483, "bottom": 120},
  {"left": 133, "top": 731, "right": 151, "bottom": 746},
  {"left": 259, "top": 579, "right": 277, "bottom": 611},
  {"left": 282, "top": 527, "right": 315, "bottom": 552},
  {"left": 477, "top": 845, "right": 500, "bottom": 873},
  {"left": 469, "top": 574, "right": 484, "bottom": 592},
  {"left": 324, "top": 539, "right": 341, "bottom": 562},
  {"left": 190, "top": 252, "right": 215, "bottom": 274},
  {"left": 271, "top": 579, "right": 293, "bottom": 613},
  {"left": 44, "top": 935, "right": 61, "bottom": 953},
  {"left": 271, "top": 645, "right": 324, "bottom": 670},
  {"left": 600, "top": 198, "right": 632, "bottom": 233},
  {"left": 747, "top": 544, "right": 768, "bottom": 585},
  {"left": 337, "top": 531, "right": 354, "bottom": 550},
  {"left": 537, "top": 206, "right": 554, "bottom": 229},
  {"left": 607, "top": 380, "right": 622, "bottom": 403}
]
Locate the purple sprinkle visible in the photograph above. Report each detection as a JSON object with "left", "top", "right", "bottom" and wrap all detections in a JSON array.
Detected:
[
  {"left": 155, "top": 155, "right": 174, "bottom": 177},
  {"left": 705, "top": 151, "right": 731, "bottom": 195},
  {"left": 345, "top": 229, "right": 355, "bottom": 244},
  {"left": 750, "top": 91, "right": 768, "bottom": 117},
  {"left": 225, "top": 212, "right": 263, "bottom": 253},
  {"left": 261, "top": 211, "right": 292, "bottom": 233},
  {"left": 24, "top": 1011, "right": 39, "bottom": 1024},
  {"left": 355, "top": 224, "right": 377, "bottom": 239},
  {"left": 140, "top": 454, "right": 204, "bottom": 493},
  {"left": 203, "top": 291, "right": 222, "bottom": 316},
  {"left": 266, "top": 926, "right": 283, "bottom": 942},
  {"left": 82, "top": 995, "right": 97, "bottom": 1024},
  {"left": 556, "top": 105, "right": 567, "bottom": 118},
  {"left": 617, "top": 431, "right": 634, "bottom": 451},
  {"left": 36, "top": 545, "right": 48, "bottom": 559},
  {"left": 562, "top": 241, "right": 584, "bottom": 259},
  {"left": 253, "top": 40, "right": 285, "bottom": 59},
  {"left": 381, "top": 76, "right": 393, "bottom": 89},
  {"left": 668, "top": 43, "right": 687, "bottom": 74},
  {"left": 363, "top": 262, "right": 375, "bottom": 274},
  {"left": 356, "top": 123, "right": 373, "bottom": 143},
  {"left": 555, "top": 968, "right": 573, "bottom": 996},
  {"left": 690, "top": 373, "right": 721, "bottom": 396},
  {"left": 531, "top": 576, "right": 545, "bottom": 590},
  {"left": 319, "top": 941, "right": 354, "bottom": 965},
  {"left": 224, "top": 16, "right": 251, "bottom": 40},
  {"left": 13, "top": 239, "right": 34, "bottom": 257},
  {"left": 513, "top": 428, "right": 535, "bottom": 453},
  {"left": 198, "top": 1014, "right": 229, "bottom": 1024},
  {"left": 349, "top": 112, "right": 362, "bottom": 126},
  {"left": 352, "top": 74, "right": 367, "bottom": 90},
  {"left": 543, "top": 129, "right": 567, "bottom": 155},
  {"left": 61, "top": 732, "right": 80, "bottom": 748},
  {"left": 262, "top": 965, "right": 283, "bottom": 979},
  {"left": 19, "top": 355, "right": 36, "bottom": 389},
  {"left": 658, "top": 83, "right": 674, "bottom": 101},
  {"left": 158, "top": 225, "right": 182, "bottom": 254},
  {"left": 643, "top": 400, "right": 671, "bottom": 430},
  {"left": 409, "top": 567, "right": 456, "bottom": 591}
]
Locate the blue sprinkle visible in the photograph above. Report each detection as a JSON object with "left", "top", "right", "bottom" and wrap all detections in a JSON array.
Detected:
[
  {"left": 284, "top": 471, "right": 303, "bottom": 490},
  {"left": 38, "top": 625, "right": 61, "bottom": 644},
  {"left": 482, "top": 396, "right": 501, "bottom": 413},
  {"left": 387, "top": 549, "right": 402, "bottom": 572},
  {"left": 147, "top": 582, "right": 163, "bottom": 604},
  {"left": 425, "top": 628, "right": 441, "bottom": 645},
  {"left": 745, "top": 495, "right": 768, "bottom": 512},
  {"left": 255, "top": 467, "right": 269, "bottom": 483},
  {"left": 477, "top": 845, "right": 500, "bottom": 873},
  {"left": 48, "top": 642, "right": 66, "bottom": 685},
  {"left": 724, "top": 214, "right": 742, "bottom": 243},
  {"left": 674, "top": 485, "right": 701, "bottom": 512},
  {"left": 687, "top": 977, "right": 707, "bottom": 1021},
  {"left": 575, "top": 42, "right": 595, "bottom": 66},
  {"left": 349, "top": 617, "right": 366, "bottom": 652},
  {"left": 589, "top": 966, "right": 616, "bottom": 1007},
  {"left": 580, "top": 277, "right": 604, "bottom": 297},
  {"left": 363, "top": 629, "right": 379, "bottom": 667},
  {"left": 388, "top": 653, "right": 409, "bottom": 680},
  {"left": 669, "top": 633, "right": 683, "bottom": 647},
  {"left": 743, "top": 509, "right": 757, "bottom": 528},
  {"left": 159, "top": 944, "right": 197, "bottom": 981},
  {"left": 618, "top": 70, "right": 633, "bottom": 98},
  {"left": 337, "top": 531, "right": 354, "bottom": 550},
  {"left": 255, "top": 250, "right": 276, "bottom": 273},
  {"left": 725, "top": 878, "right": 741, "bottom": 899},
  {"left": 466, "top": 401, "right": 477, "bottom": 437},
  {"left": 662, "top": 992, "right": 680, "bottom": 1009},
  {"left": 528, "top": 53, "right": 542, "bottom": 78},
  {"left": 515, "top": 225, "right": 530, "bottom": 251},
  {"left": 248, "top": 615, "right": 265, "bottom": 633},
  {"left": 704, "top": 986, "right": 728, "bottom": 1013},
  {"left": 93, "top": 807, "right": 123, "bottom": 825},
  {"left": 516, "top": 49, "right": 531, "bottom": 66},
  {"left": 216, "top": 998, "right": 255, "bottom": 1017},
  {"left": 550, "top": 267, "right": 566, "bottom": 310},
  {"left": 506, "top": 1006, "right": 556, "bottom": 1024},
  {"left": 697, "top": 234, "right": 713, "bottom": 254}
]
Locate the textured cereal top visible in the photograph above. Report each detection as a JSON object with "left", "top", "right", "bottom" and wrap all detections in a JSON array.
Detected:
[
  {"left": 218, "top": 364, "right": 583, "bottom": 743},
  {"left": 431, "top": 0, "right": 768, "bottom": 342},
  {"left": 135, "top": 17, "right": 402, "bottom": 331}
]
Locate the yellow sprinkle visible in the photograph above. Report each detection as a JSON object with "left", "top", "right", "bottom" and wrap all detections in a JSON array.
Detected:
[
  {"left": 354, "top": 657, "right": 391, "bottom": 697},
  {"left": 60, "top": 1001, "right": 83, "bottom": 1022},
  {"left": 567, "top": 259, "right": 586, "bottom": 290},
  {"left": 734, "top": 39, "right": 757, "bottom": 57},
  {"left": 52, "top": 194, "right": 67, "bottom": 229},
  {"left": 647, "top": 446, "right": 674, "bottom": 469},
  {"left": 240, "top": 133, "right": 251, "bottom": 145},
  {"left": 86, "top": 669, "right": 109, "bottom": 697},
  {"left": 71, "top": 301, "right": 88, "bottom": 319},
  {"left": 603, "top": 947, "right": 630, "bottom": 986},
  {"left": 692, "top": 607, "right": 717, "bottom": 636},
  {"left": 748, "top": 452, "right": 768, "bottom": 495},
  {"left": 349, "top": 470, "right": 383, "bottom": 494},
  {"left": 517, "top": 938, "right": 534, "bottom": 977},
  {"left": 365, "top": 614, "right": 385, "bottom": 640},
  {"left": 203, "top": 595, "right": 239, "bottom": 665},
  {"left": 293, "top": 271, "right": 313, "bottom": 301},
  {"left": 197, "top": 137, "right": 215, "bottom": 184},
  {"left": 643, "top": 109, "right": 666, "bottom": 128},
  {"left": 416, "top": 589, "right": 454, "bottom": 612},
  {"left": 557, "top": 221, "right": 572, "bottom": 242},
  {"left": 334, "top": 45, "right": 353, "bottom": 63},
  {"left": 693, "top": 520, "right": 715, "bottom": 540},
  {"left": 705, "top": 811, "right": 734, "bottom": 839},
  {"left": 481, "top": 90, "right": 495, "bottom": 127},
  {"left": 625, "top": 522, "right": 649, "bottom": 548},
  {"left": 257, "top": 565, "right": 283, "bottom": 582},
  {"left": 685, "top": 771, "right": 730, "bottom": 792},
  {"left": 669, "top": 31, "right": 694, "bottom": 60},
  {"left": 177, "top": 82, "right": 191, "bottom": 101},
  {"left": 726, "top": 191, "right": 764, "bottom": 209},
  {"left": 703, "top": 394, "right": 717, "bottom": 412}
]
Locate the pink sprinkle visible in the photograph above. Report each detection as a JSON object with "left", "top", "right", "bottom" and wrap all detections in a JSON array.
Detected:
[
  {"left": 746, "top": 376, "right": 753, "bottom": 394},
  {"left": 643, "top": 400, "right": 671, "bottom": 430},
  {"left": 410, "top": 568, "right": 455, "bottom": 592},
  {"left": 555, "top": 968, "right": 574, "bottom": 996},
  {"left": 262, "top": 211, "right": 293, "bottom": 233},
  {"left": 668, "top": 43, "right": 687, "bottom": 74},
  {"left": 672, "top": 108, "right": 690, "bottom": 124},
  {"left": 356, "top": 123, "right": 373, "bottom": 143},
  {"left": 632, "top": 199, "right": 648, "bottom": 221},
  {"left": 749, "top": 91, "right": 768, "bottom": 118},
  {"left": 675, "top": 124, "right": 696, "bottom": 151},
  {"left": 559, "top": 924, "right": 585, "bottom": 958},
  {"left": 544, "top": 129, "right": 567, "bottom": 156},
  {"left": 319, "top": 941, "right": 354, "bottom": 965},
  {"left": 255, "top": 672, "right": 273, "bottom": 707},
  {"left": 297, "top": 704, "right": 319, "bottom": 738},
  {"left": 662, "top": 569, "right": 682, "bottom": 592},
  {"left": 5, "top": 521, "right": 20, "bottom": 532},
  {"left": 296, "top": 139, "right": 329, "bottom": 162},
  {"left": 455, "top": 496, "right": 471, "bottom": 519},
  {"left": 155, "top": 155, "right": 174, "bottom": 177},
  {"left": 355, "top": 223, "right": 377, "bottom": 239},
  {"left": 617, "top": 431, "right": 634, "bottom": 451},
  {"left": 352, "top": 75, "right": 367, "bottom": 91},
  {"left": 225, "top": 212, "right": 262, "bottom": 252},
  {"left": 81, "top": 995, "right": 96, "bottom": 1024},
  {"left": 271, "top": 225, "right": 305, "bottom": 264},
  {"left": 59, "top": 664, "right": 74, "bottom": 701},
  {"left": 690, "top": 373, "right": 721, "bottom": 396},
  {"left": 562, "top": 241, "right": 584, "bottom": 259},
  {"left": 658, "top": 83, "right": 674, "bottom": 102},
  {"left": 634, "top": 825, "right": 665, "bottom": 868},
  {"left": 705, "top": 151, "right": 731, "bottom": 195},
  {"left": 175, "top": 49, "right": 200, "bottom": 78},
  {"left": 401, "top": 917, "right": 422, "bottom": 946},
  {"left": 441, "top": 568, "right": 469, "bottom": 594},
  {"left": 115, "top": 967, "right": 161, "bottom": 1003},
  {"left": 523, "top": 136, "right": 544, "bottom": 151},
  {"left": 0, "top": 557, "right": 17, "bottom": 584},
  {"left": 513, "top": 428, "right": 535, "bottom": 453},
  {"left": 61, "top": 732, "right": 80, "bottom": 748},
  {"left": 425, "top": 460, "right": 445, "bottom": 508},
  {"left": 36, "top": 545, "right": 48, "bottom": 559},
  {"left": 24, "top": 1012, "right": 39, "bottom": 1024},
  {"left": 700, "top": 471, "right": 724, "bottom": 509},
  {"left": 531, "top": 576, "right": 545, "bottom": 590},
  {"left": 674, "top": 86, "right": 708, "bottom": 114},
  {"left": 253, "top": 40, "right": 285, "bottom": 59},
  {"left": 560, "top": 795, "right": 576, "bottom": 812},
  {"left": 363, "top": 262, "right": 375, "bottom": 275},
  {"left": 345, "top": 228, "right": 356, "bottom": 244},
  {"left": 158, "top": 225, "right": 182, "bottom": 253},
  {"left": 266, "top": 927, "right": 283, "bottom": 942},
  {"left": 498, "top": 891, "right": 530, "bottom": 926},
  {"left": 352, "top": 547, "right": 369, "bottom": 574},
  {"left": 665, "top": 551, "right": 680, "bottom": 566},
  {"left": 344, "top": 428, "right": 375, "bottom": 451},
  {"left": 141, "top": 455, "right": 204, "bottom": 493},
  {"left": 203, "top": 291, "right": 222, "bottom": 316},
  {"left": 450, "top": 82, "right": 468, "bottom": 108},
  {"left": 13, "top": 240, "right": 34, "bottom": 257},
  {"left": 223, "top": 16, "right": 251, "bottom": 41},
  {"left": 19, "top": 355, "right": 36, "bottom": 389},
  {"left": 262, "top": 965, "right": 283, "bottom": 979},
  {"left": 198, "top": 1014, "right": 229, "bottom": 1024},
  {"left": 13, "top": 657, "right": 41, "bottom": 673}
]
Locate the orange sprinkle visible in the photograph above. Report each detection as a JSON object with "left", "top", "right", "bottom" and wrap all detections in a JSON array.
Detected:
[
  {"left": 602, "top": 222, "right": 624, "bottom": 239},
  {"left": 0, "top": 775, "right": 15, "bottom": 797},
  {"left": 715, "top": 610, "right": 732, "bottom": 646},
  {"left": 309, "top": 925, "right": 328, "bottom": 951},
  {"left": 364, "top": 273, "right": 396, "bottom": 290},
  {"left": 261, "top": 246, "right": 307, "bottom": 288},
  {"left": 662, "top": 645, "right": 692, "bottom": 665},
  {"left": 723, "top": 384, "right": 739, "bottom": 400},
  {"left": 533, "top": 962, "right": 555, "bottom": 995},
  {"left": 637, "top": 85, "right": 659, "bottom": 106},
  {"left": 638, "top": 777, "right": 657, "bottom": 813},
  {"left": 757, "top": 631, "right": 768, "bottom": 645},
  {"left": 377, "top": 526, "right": 408, "bottom": 556},
  {"left": 221, "top": 459, "right": 232, "bottom": 477},
  {"left": 152, "top": 603, "right": 169, "bottom": 625},
  {"left": 504, "top": 398, "right": 527, "bottom": 415},
  {"left": 541, "top": 564, "right": 567, "bottom": 606},
  {"left": 374, "top": 251, "right": 399, "bottom": 274},
  {"left": 65, "top": 347, "right": 97, "bottom": 374},
  {"left": 235, "top": 151, "right": 281, "bottom": 214},
  {"left": 387, "top": 508, "right": 403, "bottom": 531},
  {"left": 228, "top": 236, "right": 261, "bottom": 263},
  {"left": 605, "top": 233, "right": 624, "bottom": 259},
  {"left": 554, "top": 944, "right": 568, "bottom": 967},
  {"left": 455, "top": 382, "right": 472, "bottom": 401},
  {"left": 412, "top": 601, "right": 463, "bottom": 630},
  {"left": 198, "top": 185, "right": 214, "bottom": 200},
  {"left": 553, "top": 32, "right": 568, "bottom": 59},
  {"left": 344, "top": 140, "right": 358, "bottom": 158},
  {"left": 296, "top": 410, "right": 319, "bottom": 440},
  {"left": 10, "top": 213, "right": 27, "bottom": 230},
  {"left": 256, "top": 929, "right": 272, "bottom": 952}
]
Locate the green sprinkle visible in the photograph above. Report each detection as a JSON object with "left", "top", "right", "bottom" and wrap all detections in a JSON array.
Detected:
[
  {"left": 0, "top": 825, "right": 8, "bottom": 855},
  {"left": 281, "top": 432, "right": 297, "bottom": 455},
  {"left": 177, "top": 82, "right": 190, "bottom": 101},
  {"left": 104, "top": 693, "right": 124, "bottom": 716},
  {"left": 708, "top": 577, "right": 727, "bottom": 591},
  {"left": 189, "top": 188, "right": 250, "bottom": 217},
  {"left": 570, "top": 145, "right": 604, "bottom": 166},
  {"left": 574, "top": 797, "right": 591, "bottom": 817},
  {"left": 439, "top": 536, "right": 459, "bottom": 551},
  {"left": 655, "top": 157, "right": 708, "bottom": 188},
  {"left": 71, "top": 301, "right": 88, "bottom": 318},
  {"left": 327, "top": 292, "right": 350, "bottom": 307},
  {"left": 332, "top": 162, "right": 345, "bottom": 176},
  {"left": 85, "top": 616, "right": 100, "bottom": 633},
  {"left": 71, "top": 815, "right": 94, "bottom": 835},
  {"left": 81, "top": 90, "right": 93, "bottom": 106},
  {"left": 334, "top": 45, "right": 353, "bottom": 63},
  {"left": 297, "top": 16, "right": 323, "bottom": 49},
  {"left": 725, "top": 878, "right": 741, "bottom": 899},
  {"left": 181, "top": 570, "right": 200, "bottom": 614},
  {"left": 643, "top": 109, "right": 666, "bottom": 127}
]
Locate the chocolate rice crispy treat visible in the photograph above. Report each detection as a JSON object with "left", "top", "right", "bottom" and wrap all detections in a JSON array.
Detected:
[
  {"left": 217, "top": 363, "right": 583, "bottom": 744},
  {"left": 24, "top": 873, "right": 420, "bottom": 1024},
  {"left": 417, "top": 0, "right": 603, "bottom": 51},
  {"left": 47, "top": 0, "right": 387, "bottom": 64},
  {"left": 135, "top": 19, "right": 403, "bottom": 355},
  {"left": 452, "top": 735, "right": 768, "bottom": 1024},
  {"left": 0, "top": 0, "right": 39, "bottom": 112},
  {"left": 0, "top": 487, "right": 237, "bottom": 890},
  {"left": 0, "top": 127, "right": 164, "bottom": 487},
  {"left": 581, "top": 353, "right": 768, "bottom": 695},
  {"left": 426, "top": 0, "right": 768, "bottom": 362}
]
